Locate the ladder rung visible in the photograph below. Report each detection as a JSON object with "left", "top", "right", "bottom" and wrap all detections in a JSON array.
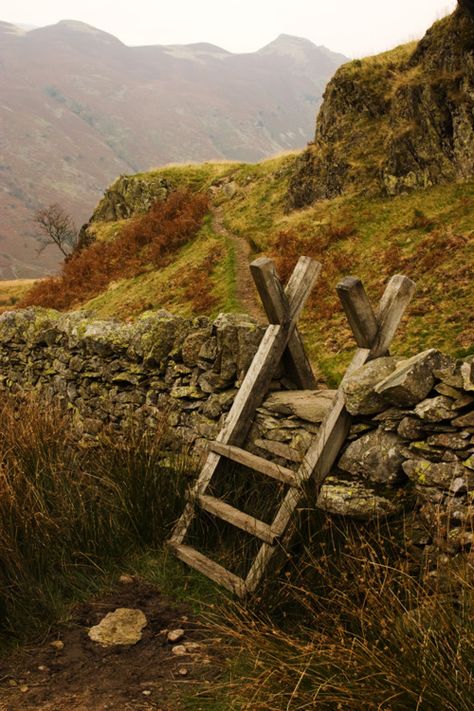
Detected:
[
  {"left": 198, "top": 494, "right": 277, "bottom": 544},
  {"left": 208, "top": 441, "right": 298, "bottom": 486},
  {"left": 168, "top": 542, "right": 246, "bottom": 596}
]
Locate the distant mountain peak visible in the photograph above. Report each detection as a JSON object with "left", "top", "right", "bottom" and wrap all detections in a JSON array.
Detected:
[
  {"left": 258, "top": 34, "right": 348, "bottom": 66},
  {"left": 162, "top": 41, "right": 230, "bottom": 60},
  {"left": 30, "top": 19, "right": 124, "bottom": 45},
  {"left": 56, "top": 19, "right": 107, "bottom": 33},
  {"left": 259, "top": 34, "right": 317, "bottom": 51},
  {"left": 0, "top": 20, "right": 26, "bottom": 36}
]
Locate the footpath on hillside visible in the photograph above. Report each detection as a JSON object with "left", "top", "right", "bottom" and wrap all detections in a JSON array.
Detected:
[
  {"left": 212, "top": 209, "right": 264, "bottom": 322},
  {"left": 0, "top": 579, "right": 224, "bottom": 711}
]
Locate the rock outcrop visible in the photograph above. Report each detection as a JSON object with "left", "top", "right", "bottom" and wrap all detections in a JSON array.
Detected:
[{"left": 288, "top": 4, "right": 474, "bottom": 207}]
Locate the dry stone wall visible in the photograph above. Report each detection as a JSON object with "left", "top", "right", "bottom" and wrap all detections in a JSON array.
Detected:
[{"left": 0, "top": 307, "right": 473, "bottom": 566}]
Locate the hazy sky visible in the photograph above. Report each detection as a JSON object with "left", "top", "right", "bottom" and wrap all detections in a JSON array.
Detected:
[{"left": 3, "top": 0, "right": 457, "bottom": 57}]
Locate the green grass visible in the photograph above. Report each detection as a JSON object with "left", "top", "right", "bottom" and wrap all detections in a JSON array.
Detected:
[
  {"left": 83, "top": 215, "right": 236, "bottom": 320},
  {"left": 19, "top": 147, "right": 473, "bottom": 384},
  {"left": 56, "top": 158, "right": 474, "bottom": 383},
  {"left": 1, "top": 394, "right": 473, "bottom": 711},
  {"left": 139, "top": 161, "right": 240, "bottom": 193}
]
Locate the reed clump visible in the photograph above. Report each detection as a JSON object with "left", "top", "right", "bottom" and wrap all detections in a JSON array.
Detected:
[
  {"left": 211, "top": 515, "right": 474, "bottom": 710},
  {"left": 0, "top": 394, "right": 190, "bottom": 643}
]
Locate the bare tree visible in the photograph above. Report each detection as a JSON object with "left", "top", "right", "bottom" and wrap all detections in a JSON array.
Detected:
[{"left": 34, "top": 203, "right": 78, "bottom": 257}]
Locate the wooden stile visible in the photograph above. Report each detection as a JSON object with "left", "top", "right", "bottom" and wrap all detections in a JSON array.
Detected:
[{"left": 167, "top": 261, "right": 416, "bottom": 596}]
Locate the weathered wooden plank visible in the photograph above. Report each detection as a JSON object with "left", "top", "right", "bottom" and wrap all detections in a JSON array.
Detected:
[
  {"left": 244, "top": 484, "right": 306, "bottom": 592},
  {"left": 285, "top": 256, "right": 321, "bottom": 321},
  {"left": 245, "top": 348, "right": 378, "bottom": 592},
  {"left": 171, "top": 265, "right": 416, "bottom": 597},
  {"left": 250, "top": 257, "right": 319, "bottom": 389},
  {"left": 168, "top": 543, "right": 246, "bottom": 597},
  {"left": 370, "top": 275, "right": 416, "bottom": 358},
  {"left": 171, "top": 325, "right": 295, "bottom": 544},
  {"left": 218, "top": 324, "right": 291, "bottom": 443},
  {"left": 336, "top": 277, "right": 378, "bottom": 348},
  {"left": 249, "top": 257, "right": 289, "bottom": 325},
  {"left": 301, "top": 274, "right": 416, "bottom": 486},
  {"left": 198, "top": 494, "right": 277, "bottom": 544},
  {"left": 301, "top": 349, "right": 370, "bottom": 483},
  {"left": 219, "top": 257, "right": 320, "bottom": 445},
  {"left": 245, "top": 542, "right": 275, "bottom": 593},
  {"left": 208, "top": 441, "right": 298, "bottom": 485},
  {"left": 170, "top": 259, "right": 320, "bottom": 548}
]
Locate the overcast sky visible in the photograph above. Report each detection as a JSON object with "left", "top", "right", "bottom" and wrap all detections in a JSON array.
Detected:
[{"left": 3, "top": 0, "right": 457, "bottom": 57}]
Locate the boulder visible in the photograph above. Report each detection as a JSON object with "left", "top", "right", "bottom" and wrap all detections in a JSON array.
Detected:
[
  {"left": 182, "top": 328, "right": 211, "bottom": 367},
  {"left": 461, "top": 361, "right": 474, "bottom": 391},
  {"left": 261, "top": 390, "right": 335, "bottom": 423},
  {"left": 398, "top": 416, "right": 428, "bottom": 440},
  {"left": 427, "top": 432, "right": 471, "bottom": 450},
  {"left": 212, "top": 313, "right": 263, "bottom": 383},
  {"left": 317, "top": 477, "right": 404, "bottom": 519},
  {"left": 88, "top": 608, "right": 147, "bottom": 647},
  {"left": 452, "top": 410, "right": 474, "bottom": 428},
  {"left": 433, "top": 358, "right": 464, "bottom": 388},
  {"left": 342, "top": 357, "right": 397, "bottom": 415},
  {"left": 338, "top": 429, "right": 405, "bottom": 484},
  {"left": 402, "top": 459, "right": 474, "bottom": 490},
  {"left": 414, "top": 396, "right": 456, "bottom": 421},
  {"left": 374, "top": 349, "right": 442, "bottom": 406}
]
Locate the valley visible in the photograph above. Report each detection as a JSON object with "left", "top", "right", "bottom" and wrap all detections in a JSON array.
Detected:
[{"left": 0, "top": 20, "right": 345, "bottom": 278}]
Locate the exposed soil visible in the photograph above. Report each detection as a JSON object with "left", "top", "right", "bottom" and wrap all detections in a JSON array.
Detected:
[
  {"left": 0, "top": 580, "right": 226, "bottom": 711},
  {"left": 212, "top": 210, "right": 264, "bottom": 323}
]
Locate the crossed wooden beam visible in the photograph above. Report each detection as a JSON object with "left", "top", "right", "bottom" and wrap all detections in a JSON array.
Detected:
[{"left": 168, "top": 255, "right": 416, "bottom": 595}]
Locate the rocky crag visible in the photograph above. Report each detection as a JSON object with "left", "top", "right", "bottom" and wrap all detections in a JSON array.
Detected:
[
  {"left": 288, "top": 3, "right": 474, "bottom": 207},
  {"left": 0, "top": 307, "right": 472, "bottom": 569}
]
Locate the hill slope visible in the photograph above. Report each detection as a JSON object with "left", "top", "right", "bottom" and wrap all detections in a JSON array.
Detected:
[
  {"left": 19, "top": 8, "right": 474, "bottom": 382},
  {"left": 0, "top": 20, "right": 345, "bottom": 278},
  {"left": 21, "top": 156, "right": 474, "bottom": 384}
]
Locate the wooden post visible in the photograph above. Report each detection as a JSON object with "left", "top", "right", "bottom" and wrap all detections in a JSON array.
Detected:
[
  {"left": 244, "top": 273, "right": 416, "bottom": 592},
  {"left": 170, "top": 256, "right": 321, "bottom": 546},
  {"left": 251, "top": 257, "right": 318, "bottom": 389}
]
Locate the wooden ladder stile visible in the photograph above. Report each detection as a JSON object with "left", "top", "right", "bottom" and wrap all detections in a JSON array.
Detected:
[{"left": 167, "top": 261, "right": 416, "bottom": 597}]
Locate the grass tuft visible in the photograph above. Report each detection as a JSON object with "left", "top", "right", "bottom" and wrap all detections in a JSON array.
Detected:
[
  {"left": 210, "top": 515, "right": 474, "bottom": 710},
  {"left": 0, "top": 394, "right": 191, "bottom": 644}
]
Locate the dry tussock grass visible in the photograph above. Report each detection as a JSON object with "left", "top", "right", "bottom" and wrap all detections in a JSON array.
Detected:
[{"left": 0, "top": 394, "right": 189, "bottom": 642}]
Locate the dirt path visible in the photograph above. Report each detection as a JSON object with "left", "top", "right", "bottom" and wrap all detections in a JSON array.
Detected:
[
  {"left": 212, "top": 209, "right": 264, "bottom": 323},
  {"left": 0, "top": 580, "right": 225, "bottom": 711}
]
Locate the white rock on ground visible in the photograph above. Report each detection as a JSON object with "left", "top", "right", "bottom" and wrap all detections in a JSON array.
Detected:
[
  {"left": 167, "top": 628, "right": 185, "bottom": 643},
  {"left": 88, "top": 608, "right": 147, "bottom": 647}
]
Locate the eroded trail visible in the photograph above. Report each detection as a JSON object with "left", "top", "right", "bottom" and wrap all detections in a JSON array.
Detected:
[
  {"left": 0, "top": 580, "right": 223, "bottom": 711},
  {"left": 212, "top": 209, "right": 264, "bottom": 323}
]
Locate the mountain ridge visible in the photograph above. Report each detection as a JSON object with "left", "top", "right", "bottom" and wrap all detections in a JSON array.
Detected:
[{"left": 0, "top": 20, "right": 345, "bottom": 278}]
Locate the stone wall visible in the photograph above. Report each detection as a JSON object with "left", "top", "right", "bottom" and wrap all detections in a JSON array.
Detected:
[{"left": 0, "top": 307, "right": 472, "bottom": 566}]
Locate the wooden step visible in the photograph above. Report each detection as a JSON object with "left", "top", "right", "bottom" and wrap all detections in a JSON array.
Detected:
[
  {"left": 198, "top": 494, "right": 277, "bottom": 544},
  {"left": 208, "top": 441, "right": 298, "bottom": 486},
  {"left": 168, "top": 542, "right": 246, "bottom": 597}
]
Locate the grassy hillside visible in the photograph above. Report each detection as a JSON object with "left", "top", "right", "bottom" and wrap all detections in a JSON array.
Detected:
[
  {"left": 0, "top": 279, "right": 38, "bottom": 313},
  {"left": 22, "top": 154, "right": 472, "bottom": 384}
]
